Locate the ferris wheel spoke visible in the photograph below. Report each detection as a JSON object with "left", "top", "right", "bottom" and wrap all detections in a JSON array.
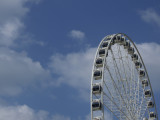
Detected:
[
  {"left": 103, "top": 92, "right": 130, "bottom": 120},
  {"left": 103, "top": 101, "right": 120, "bottom": 120},
  {"left": 103, "top": 80, "right": 116, "bottom": 99},
  {"left": 117, "top": 45, "right": 129, "bottom": 86},
  {"left": 117, "top": 44, "right": 139, "bottom": 119},
  {"left": 118, "top": 47, "right": 139, "bottom": 118},
  {"left": 117, "top": 45, "right": 130, "bottom": 97},
  {"left": 105, "top": 65, "right": 135, "bottom": 119},
  {"left": 91, "top": 33, "right": 158, "bottom": 120},
  {"left": 138, "top": 89, "right": 147, "bottom": 119},
  {"left": 131, "top": 61, "right": 137, "bottom": 116},
  {"left": 110, "top": 48, "right": 131, "bottom": 103}
]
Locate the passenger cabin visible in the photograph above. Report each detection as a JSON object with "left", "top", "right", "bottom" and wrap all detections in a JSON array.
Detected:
[
  {"left": 139, "top": 70, "right": 145, "bottom": 77},
  {"left": 93, "top": 70, "right": 102, "bottom": 80},
  {"left": 149, "top": 112, "right": 156, "bottom": 119},
  {"left": 142, "top": 80, "right": 148, "bottom": 87},
  {"left": 95, "top": 58, "right": 103, "bottom": 67},
  {"left": 106, "top": 37, "right": 111, "bottom": 41},
  {"left": 117, "top": 35, "right": 121, "bottom": 40},
  {"left": 99, "top": 48, "right": 106, "bottom": 57},
  {"left": 132, "top": 54, "right": 138, "bottom": 61},
  {"left": 147, "top": 101, "right": 154, "bottom": 108},
  {"left": 111, "top": 36, "right": 116, "bottom": 45},
  {"left": 93, "top": 117, "right": 101, "bottom": 120},
  {"left": 101, "top": 41, "right": 108, "bottom": 48},
  {"left": 119, "top": 37, "right": 126, "bottom": 45},
  {"left": 92, "top": 83, "right": 101, "bottom": 94},
  {"left": 92, "top": 99, "right": 101, "bottom": 111},
  {"left": 128, "top": 47, "right": 135, "bottom": 55},
  {"left": 113, "top": 35, "right": 121, "bottom": 43},
  {"left": 145, "top": 90, "right": 151, "bottom": 97},
  {"left": 135, "top": 62, "right": 142, "bottom": 68},
  {"left": 124, "top": 41, "right": 131, "bottom": 49},
  {"left": 111, "top": 40, "right": 115, "bottom": 45}
]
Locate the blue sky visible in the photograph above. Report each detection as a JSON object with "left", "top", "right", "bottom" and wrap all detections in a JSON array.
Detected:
[{"left": 0, "top": 0, "right": 160, "bottom": 120}]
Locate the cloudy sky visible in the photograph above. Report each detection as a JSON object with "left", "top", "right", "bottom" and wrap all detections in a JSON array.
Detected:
[{"left": 0, "top": 0, "right": 160, "bottom": 120}]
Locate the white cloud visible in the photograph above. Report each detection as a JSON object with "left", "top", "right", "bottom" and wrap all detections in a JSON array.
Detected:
[
  {"left": 0, "top": 0, "right": 41, "bottom": 23},
  {"left": 0, "top": 0, "right": 50, "bottom": 97},
  {"left": 0, "top": 1, "right": 73, "bottom": 119},
  {"left": 69, "top": 30, "right": 85, "bottom": 40},
  {"left": 139, "top": 9, "right": 160, "bottom": 27},
  {"left": 137, "top": 42, "right": 160, "bottom": 92},
  {"left": 0, "top": 0, "right": 29, "bottom": 24},
  {"left": 0, "top": 48, "right": 51, "bottom": 96},
  {"left": 49, "top": 48, "right": 96, "bottom": 101},
  {"left": 0, "top": 19, "right": 23, "bottom": 47},
  {"left": 0, "top": 0, "right": 42, "bottom": 47},
  {"left": 49, "top": 42, "right": 160, "bottom": 101},
  {"left": 0, "top": 105, "right": 48, "bottom": 120},
  {"left": 0, "top": 104, "right": 71, "bottom": 120}
]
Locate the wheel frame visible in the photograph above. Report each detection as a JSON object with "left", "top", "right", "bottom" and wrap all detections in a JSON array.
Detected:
[{"left": 90, "top": 33, "right": 158, "bottom": 120}]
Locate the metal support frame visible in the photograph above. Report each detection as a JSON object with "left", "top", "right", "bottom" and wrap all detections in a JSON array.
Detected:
[{"left": 90, "top": 33, "right": 158, "bottom": 120}]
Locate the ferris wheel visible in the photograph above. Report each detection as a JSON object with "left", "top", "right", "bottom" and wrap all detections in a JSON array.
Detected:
[{"left": 90, "top": 33, "right": 158, "bottom": 120}]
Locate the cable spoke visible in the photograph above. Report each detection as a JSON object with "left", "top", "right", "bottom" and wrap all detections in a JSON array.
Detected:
[{"left": 91, "top": 34, "right": 158, "bottom": 120}]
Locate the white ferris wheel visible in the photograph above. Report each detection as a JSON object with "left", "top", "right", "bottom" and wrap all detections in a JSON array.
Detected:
[{"left": 90, "top": 33, "right": 158, "bottom": 120}]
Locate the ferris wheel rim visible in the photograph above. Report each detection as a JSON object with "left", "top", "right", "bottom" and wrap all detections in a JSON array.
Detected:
[
  {"left": 120, "top": 33, "right": 158, "bottom": 120},
  {"left": 90, "top": 33, "right": 158, "bottom": 120}
]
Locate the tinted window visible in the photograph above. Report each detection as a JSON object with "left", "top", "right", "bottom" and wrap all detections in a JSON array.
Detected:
[
  {"left": 140, "top": 71, "right": 145, "bottom": 75},
  {"left": 102, "top": 42, "right": 108, "bottom": 47},
  {"left": 94, "top": 71, "right": 101, "bottom": 76},
  {"left": 93, "top": 85, "right": 100, "bottom": 91},
  {"left": 145, "top": 91, "right": 151, "bottom": 95},
  {"left": 92, "top": 102, "right": 99, "bottom": 107},
  {"left": 117, "top": 36, "right": 121, "bottom": 40},
  {"left": 99, "top": 49, "right": 105, "bottom": 55},
  {"left": 96, "top": 59, "right": 102, "bottom": 64}
]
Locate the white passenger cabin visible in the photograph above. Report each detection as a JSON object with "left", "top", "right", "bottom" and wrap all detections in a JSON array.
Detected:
[
  {"left": 92, "top": 99, "right": 101, "bottom": 111},
  {"left": 93, "top": 70, "right": 102, "bottom": 80}
]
